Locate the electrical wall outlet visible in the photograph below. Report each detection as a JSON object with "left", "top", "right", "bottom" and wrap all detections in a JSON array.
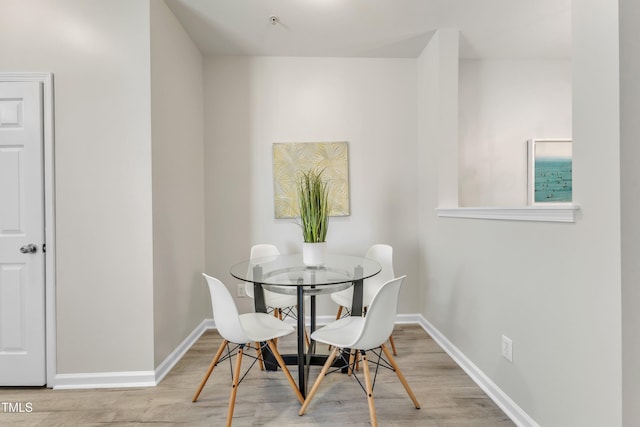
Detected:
[
  {"left": 502, "top": 335, "right": 513, "bottom": 362},
  {"left": 237, "top": 283, "right": 246, "bottom": 297}
]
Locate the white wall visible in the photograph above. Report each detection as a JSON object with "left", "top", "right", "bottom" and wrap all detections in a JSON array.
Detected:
[
  {"left": 150, "top": 0, "right": 207, "bottom": 367},
  {"left": 619, "top": 0, "right": 640, "bottom": 425},
  {"left": 419, "top": 2, "right": 622, "bottom": 426},
  {"left": 0, "top": 0, "right": 155, "bottom": 373},
  {"left": 203, "top": 56, "right": 420, "bottom": 315},
  {"left": 459, "top": 60, "right": 572, "bottom": 206}
]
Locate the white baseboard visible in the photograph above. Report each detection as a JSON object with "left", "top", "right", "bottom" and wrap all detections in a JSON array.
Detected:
[
  {"left": 396, "top": 313, "right": 423, "bottom": 324},
  {"left": 53, "top": 319, "right": 215, "bottom": 390},
  {"left": 154, "top": 318, "right": 214, "bottom": 384},
  {"left": 416, "top": 315, "right": 539, "bottom": 427},
  {"left": 54, "top": 371, "right": 156, "bottom": 390}
]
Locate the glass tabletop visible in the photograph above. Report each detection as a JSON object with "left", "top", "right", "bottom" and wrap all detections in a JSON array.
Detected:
[{"left": 230, "top": 253, "right": 381, "bottom": 289}]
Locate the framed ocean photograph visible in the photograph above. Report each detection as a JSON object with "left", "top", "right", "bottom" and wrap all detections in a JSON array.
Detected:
[{"left": 527, "top": 139, "right": 572, "bottom": 205}]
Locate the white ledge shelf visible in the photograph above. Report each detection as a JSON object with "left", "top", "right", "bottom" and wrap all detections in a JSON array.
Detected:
[{"left": 436, "top": 205, "right": 580, "bottom": 223}]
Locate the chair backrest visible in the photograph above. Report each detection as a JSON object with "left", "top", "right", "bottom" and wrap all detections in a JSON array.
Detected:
[
  {"left": 352, "top": 275, "right": 406, "bottom": 351},
  {"left": 250, "top": 243, "right": 280, "bottom": 260},
  {"left": 363, "top": 244, "right": 394, "bottom": 307},
  {"left": 203, "top": 274, "right": 250, "bottom": 344},
  {"left": 245, "top": 244, "right": 281, "bottom": 298}
]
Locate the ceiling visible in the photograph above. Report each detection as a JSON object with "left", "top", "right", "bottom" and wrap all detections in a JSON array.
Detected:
[{"left": 164, "top": 0, "right": 571, "bottom": 59}]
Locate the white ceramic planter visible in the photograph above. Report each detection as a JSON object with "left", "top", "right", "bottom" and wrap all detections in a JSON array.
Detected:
[{"left": 302, "top": 242, "right": 327, "bottom": 266}]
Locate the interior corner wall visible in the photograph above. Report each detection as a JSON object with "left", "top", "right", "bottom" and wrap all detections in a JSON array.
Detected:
[
  {"left": 620, "top": 0, "right": 640, "bottom": 424},
  {"left": 203, "top": 56, "right": 420, "bottom": 316},
  {"left": 150, "top": 0, "right": 206, "bottom": 367},
  {"left": 0, "top": 0, "right": 155, "bottom": 373},
  {"left": 419, "top": 3, "right": 622, "bottom": 426},
  {"left": 425, "top": 30, "right": 460, "bottom": 209},
  {"left": 417, "top": 29, "right": 459, "bottom": 311},
  {"left": 458, "top": 59, "right": 572, "bottom": 207}
]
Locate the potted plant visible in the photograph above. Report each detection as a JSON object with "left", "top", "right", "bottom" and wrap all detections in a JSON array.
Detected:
[{"left": 297, "top": 168, "right": 330, "bottom": 266}]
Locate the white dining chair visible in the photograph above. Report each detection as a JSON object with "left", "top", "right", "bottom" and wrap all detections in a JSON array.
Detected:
[
  {"left": 244, "top": 244, "right": 311, "bottom": 347},
  {"left": 244, "top": 244, "right": 300, "bottom": 320},
  {"left": 299, "top": 275, "right": 420, "bottom": 426},
  {"left": 330, "top": 244, "right": 398, "bottom": 354},
  {"left": 193, "top": 274, "right": 304, "bottom": 427}
]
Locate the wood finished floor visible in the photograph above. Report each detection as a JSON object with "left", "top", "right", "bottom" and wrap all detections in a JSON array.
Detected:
[{"left": 0, "top": 325, "right": 514, "bottom": 426}]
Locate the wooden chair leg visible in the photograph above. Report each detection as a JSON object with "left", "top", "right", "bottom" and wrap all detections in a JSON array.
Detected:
[
  {"left": 361, "top": 350, "right": 378, "bottom": 427},
  {"left": 272, "top": 309, "right": 281, "bottom": 346},
  {"left": 388, "top": 334, "right": 398, "bottom": 356},
  {"left": 267, "top": 340, "right": 304, "bottom": 404},
  {"left": 380, "top": 343, "right": 420, "bottom": 409},
  {"left": 348, "top": 349, "right": 357, "bottom": 376},
  {"left": 255, "top": 342, "right": 264, "bottom": 370},
  {"left": 299, "top": 347, "right": 339, "bottom": 416},
  {"left": 226, "top": 345, "right": 244, "bottom": 427},
  {"left": 192, "top": 339, "right": 228, "bottom": 402}
]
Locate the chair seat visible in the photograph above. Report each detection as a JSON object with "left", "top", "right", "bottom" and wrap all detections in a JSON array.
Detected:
[
  {"left": 329, "top": 289, "right": 353, "bottom": 310},
  {"left": 265, "top": 291, "right": 299, "bottom": 309},
  {"left": 310, "top": 316, "right": 365, "bottom": 349},
  {"left": 247, "top": 284, "right": 312, "bottom": 310},
  {"left": 245, "top": 283, "right": 310, "bottom": 309},
  {"left": 239, "top": 312, "right": 295, "bottom": 342}
]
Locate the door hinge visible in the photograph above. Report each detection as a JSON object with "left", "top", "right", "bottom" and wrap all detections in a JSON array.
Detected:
[{"left": 42, "top": 244, "right": 46, "bottom": 253}]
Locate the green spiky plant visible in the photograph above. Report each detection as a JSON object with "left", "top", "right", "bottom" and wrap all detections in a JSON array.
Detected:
[{"left": 297, "top": 168, "right": 330, "bottom": 243}]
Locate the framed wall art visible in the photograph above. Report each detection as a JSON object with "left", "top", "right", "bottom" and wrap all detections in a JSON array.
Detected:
[
  {"left": 273, "top": 141, "right": 350, "bottom": 218},
  {"left": 527, "top": 139, "right": 572, "bottom": 205}
]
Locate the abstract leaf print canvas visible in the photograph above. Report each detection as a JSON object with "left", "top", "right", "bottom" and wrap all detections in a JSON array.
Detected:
[
  {"left": 273, "top": 141, "right": 350, "bottom": 218},
  {"left": 527, "top": 139, "right": 572, "bottom": 205}
]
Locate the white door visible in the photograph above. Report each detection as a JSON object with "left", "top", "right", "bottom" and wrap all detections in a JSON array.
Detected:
[{"left": 0, "top": 81, "right": 46, "bottom": 386}]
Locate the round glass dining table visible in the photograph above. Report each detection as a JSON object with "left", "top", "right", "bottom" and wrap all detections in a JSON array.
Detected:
[{"left": 229, "top": 253, "right": 381, "bottom": 397}]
